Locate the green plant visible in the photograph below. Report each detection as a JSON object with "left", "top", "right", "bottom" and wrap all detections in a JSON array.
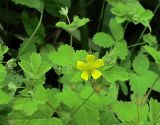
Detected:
[{"left": 1, "top": 0, "right": 160, "bottom": 125}]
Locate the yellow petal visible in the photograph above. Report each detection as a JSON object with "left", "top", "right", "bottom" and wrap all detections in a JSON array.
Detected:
[
  {"left": 81, "top": 71, "right": 89, "bottom": 81},
  {"left": 77, "top": 61, "right": 86, "bottom": 70},
  {"left": 93, "top": 59, "right": 104, "bottom": 68},
  {"left": 91, "top": 70, "right": 102, "bottom": 79},
  {"left": 85, "top": 54, "right": 95, "bottom": 63}
]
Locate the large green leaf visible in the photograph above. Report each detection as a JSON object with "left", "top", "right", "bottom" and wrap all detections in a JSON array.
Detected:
[
  {"left": 73, "top": 102, "right": 99, "bottom": 125},
  {"left": 130, "top": 71, "right": 157, "bottom": 96},
  {"left": 112, "top": 101, "right": 149, "bottom": 124},
  {"left": 132, "top": 53, "right": 149, "bottom": 74},
  {"left": 8, "top": 117, "right": 63, "bottom": 125},
  {"left": 12, "top": 0, "right": 43, "bottom": 12},
  {"left": 102, "top": 65, "right": 129, "bottom": 83},
  {"left": 48, "top": 44, "right": 86, "bottom": 67},
  {"left": 13, "top": 85, "right": 48, "bottom": 115},
  {"left": 110, "top": 0, "right": 153, "bottom": 28}
]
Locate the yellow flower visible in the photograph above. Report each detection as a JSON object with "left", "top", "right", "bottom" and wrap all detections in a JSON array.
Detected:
[{"left": 77, "top": 54, "right": 104, "bottom": 81}]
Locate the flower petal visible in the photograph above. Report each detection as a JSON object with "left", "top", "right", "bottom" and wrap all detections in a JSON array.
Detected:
[
  {"left": 81, "top": 71, "right": 89, "bottom": 81},
  {"left": 77, "top": 61, "right": 86, "bottom": 70},
  {"left": 85, "top": 54, "right": 95, "bottom": 63},
  {"left": 93, "top": 59, "right": 104, "bottom": 68},
  {"left": 91, "top": 70, "right": 102, "bottom": 79}
]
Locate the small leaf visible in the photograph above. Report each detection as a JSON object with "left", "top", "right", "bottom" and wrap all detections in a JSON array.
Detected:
[
  {"left": 56, "top": 16, "right": 89, "bottom": 32},
  {"left": 144, "top": 45, "right": 160, "bottom": 64},
  {"left": 30, "top": 53, "right": 41, "bottom": 72},
  {"left": 0, "top": 64, "right": 7, "bottom": 84},
  {"left": 114, "top": 40, "right": 128, "bottom": 60},
  {"left": 109, "top": 18, "right": 124, "bottom": 41},
  {"left": 143, "top": 33, "right": 157, "bottom": 47},
  {"left": 93, "top": 32, "right": 114, "bottom": 48}
]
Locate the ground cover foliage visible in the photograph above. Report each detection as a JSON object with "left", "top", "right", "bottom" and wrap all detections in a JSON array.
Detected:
[{"left": 1, "top": 0, "right": 160, "bottom": 125}]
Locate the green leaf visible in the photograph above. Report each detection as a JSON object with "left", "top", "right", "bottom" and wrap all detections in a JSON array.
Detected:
[
  {"left": 120, "top": 82, "right": 128, "bottom": 96},
  {"left": 149, "top": 99, "right": 160, "bottom": 123},
  {"left": 112, "top": 101, "right": 137, "bottom": 122},
  {"left": 112, "top": 101, "right": 149, "bottom": 123},
  {"left": 56, "top": 89, "right": 82, "bottom": 108},
  {"left": 28, "top": 53, "right": 41, "bottom": 73},
  {"left": 73, "top": 102, "right": 99, "bottom": 125},
  {"left": 114, "top": 40, "right": 128, "bottom": 60},
  {"left": 144, "top": 45, "right": 160, "bottom": 64},
  {"left": 12, "top": 0, "right": 43, "bottom": 12},
  {"left": 56, "top": 16, "right": 89, "bottom": 32},
  {"left": 0, "top": 64, "right": 7, "bottom": 84},
  {"left": 132, "top": 53, "right": 149, "bottom": 74},
  {"left": 8, "top": 117, "right": 63, "bottom": 125},
  {"left": 44, "top": 0, "right": 71, "bottom": 17},
  {"left": 48, "top": 44, "right": 75, "bottom": 67},
  {"left": 103, "top": 65, "right": 129, "bottom": 83},
  {"left": 130, "top": 71, "right": 157, "bottom": 96},
  {"left": 0, "top": 89, "right": 12, "bottom": 104},
  {"left": 13, "top": 85, "right": 48, "bottom": 115},
  {"left": 100, "top": 107, "right": 120, "bottom": 125},
  {"left": 109, "top": 18, "right": 124, "bottom": 41},
  {"left": 143, "top": 33, "right": 157, "bottom": 47},
  {"left": 48, "top": 45, "right": 74, "bottom": 66},
  {"left": 110, "top": 0, "right": 153, "bottom": 28},
  {"left": 93, "top": 32, "right": 114, "bottom": 48},
  {"left": 19, "top": 53, "right": 51, "bottom": 79},
  {"left": 0, "top": 44, "right": 8, "bottom": 62}
]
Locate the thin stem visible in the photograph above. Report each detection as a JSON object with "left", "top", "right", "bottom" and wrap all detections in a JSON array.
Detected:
[
  {"left": 124, "top": 22, "right": 129, "bottom": 34},
  {"left": 79, "top": 0, "right": 89, "bottom": 50},
  {"left": 145, "top": 75, "right": 160, "bottom": 101},
  {"left": 66, "top": 15, "right": 73, "bottom": 46},
  {"left": 66, "top": 15, "right": 71, "bottom": 24},
  {"left": 97, "top": 0, "right": 106, "bottom": 32},
  {"left": 19, "top": 10, "right": 44, "bottom": 55},
  {"left": 131, "top": 2, "right": 160, "bottom": 52},
  {"left": 71, "top": 91, "right": 95, "bottom": 116},
  {"left": 128, "top": 42, "right": 147, "bottom": 48}
]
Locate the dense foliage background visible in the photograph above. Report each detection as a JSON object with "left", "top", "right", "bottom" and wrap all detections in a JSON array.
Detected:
[{"left": 1, "top": 0, "right": 160, "bottom": 125}]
